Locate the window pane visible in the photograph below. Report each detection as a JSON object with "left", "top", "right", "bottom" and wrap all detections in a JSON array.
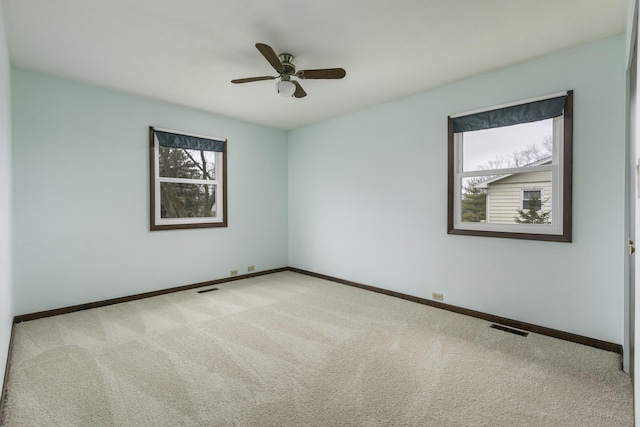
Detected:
[
  {"left": 522, "top": 199, "right": 541, "bottom": 210},
  {"left": 461, "top": 177, "right": 490, "bottom": 223},
  {"left": 522, "top": 190, "right": 542, "bottom": 211},
  {"left": 159, "top": 147, "right": 216, "bottom": 180},
  {"left": 160, "top": 183, "right": 217, "bottom": 218},
  {"left": 462, "top": 174, "right": 551, "bottom": 225},
  {"left": 462, "top": 119, "right": 553, "bottom": 172},
  {"left": 523, "top": 201, "right": 541, "bottom": 211}
]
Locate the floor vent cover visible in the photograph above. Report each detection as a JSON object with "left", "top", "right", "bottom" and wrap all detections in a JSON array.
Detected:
[
  {"left": 490, "top": 324, "right": 528, "bottom": 337},
  {"left": 197, "top": 287, "right": 219, "bottom": 294}
]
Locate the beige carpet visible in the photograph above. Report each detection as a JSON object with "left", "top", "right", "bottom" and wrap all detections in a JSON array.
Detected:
[{"left": 0, "top": 271, "right": 633, "bottom": 426}]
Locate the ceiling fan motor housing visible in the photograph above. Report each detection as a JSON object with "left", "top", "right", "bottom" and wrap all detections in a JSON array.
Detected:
[{"left": 279, "top": 53, "right": 295, "bottom": 76}]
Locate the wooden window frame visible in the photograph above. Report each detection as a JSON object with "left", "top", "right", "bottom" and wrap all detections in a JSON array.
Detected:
[
  {"left": 447, "top": 91, "right": 573, "bottom": 242},
  {"left": 149, "top": 127, "right": 228, "bottom": 231}
]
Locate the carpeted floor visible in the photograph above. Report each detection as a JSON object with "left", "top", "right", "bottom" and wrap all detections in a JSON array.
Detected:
[{"left": 0, "top": 271, "right": 633, "bottom": 426}]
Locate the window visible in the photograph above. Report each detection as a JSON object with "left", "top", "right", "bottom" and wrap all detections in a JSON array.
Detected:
[
  {"left": 447, "top": 91, "right": 572, "bottom": 242},
  {"left": 522, "top": 189, "right": 542, "bottom": 211},
  {"left": 149, "top": 127, "right": 227, "bottom": 230}
]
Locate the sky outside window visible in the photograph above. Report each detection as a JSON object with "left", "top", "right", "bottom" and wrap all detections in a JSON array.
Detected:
[{"left": 462, "top": 119, "right": 553, "bottom": 171}]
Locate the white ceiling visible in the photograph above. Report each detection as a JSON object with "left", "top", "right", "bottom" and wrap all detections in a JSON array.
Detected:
[{"left": 2, "top": 0, "right": 629, "bottom": 130}]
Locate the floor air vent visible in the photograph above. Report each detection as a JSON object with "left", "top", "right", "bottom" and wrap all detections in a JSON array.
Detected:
[
  {"left": 197, "top": 287, "right": 219, "bottom": 294},
  {"left": 490, "top": 324, "right": 528, "bottom": 337}
]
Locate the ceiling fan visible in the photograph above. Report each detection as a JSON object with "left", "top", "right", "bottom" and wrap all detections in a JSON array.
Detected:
[{"left": 231, "top": 43, "right": 346, "bottom": 98}]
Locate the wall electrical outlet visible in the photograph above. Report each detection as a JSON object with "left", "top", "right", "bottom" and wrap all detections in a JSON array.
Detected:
[
  {"left": 230, "top": 270, "right": 238, "bottom": 276},
  {"left": 247, "top": 265, "right": 255, "bottom": 272},
  {"left": 432, "top": 292, "right": 444, "bottom": 301}
]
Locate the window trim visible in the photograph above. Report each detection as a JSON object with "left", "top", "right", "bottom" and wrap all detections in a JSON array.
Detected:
[
  {"left": 149, "top": 126, "right": 228, "bottom": 231},
  {"left": 447, "top": 91, "right": 572, "bottom": 242},
  {"left": 521, "top": 188, "right": 543, "bottom": 211}
]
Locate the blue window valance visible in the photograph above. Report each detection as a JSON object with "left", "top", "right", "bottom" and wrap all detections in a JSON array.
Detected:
[
  {"left": 452, "top": 95, "right": 567, "bottom": 133},
  {"left": 154, "top": 129, "right": 225, "bottom": 152}
]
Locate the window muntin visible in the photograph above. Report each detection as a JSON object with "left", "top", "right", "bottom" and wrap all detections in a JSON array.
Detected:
[
  {"left": 150, "top": 127, "right": 227, "bottom": 230},
  {"left": 448, "top": 91, "right": 572, "bottom": 242}
]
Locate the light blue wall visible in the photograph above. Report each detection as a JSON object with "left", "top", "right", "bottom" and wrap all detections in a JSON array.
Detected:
[
  {"left": 289, "top": 35, "right": 626, "bottom": 344},
  {"left": 11, "top": 69, "right": 289, "bottom": 314},
  {"left": 7, "top": 32, "right": 628, "bottom": 345},
  {"left": 0, "top": 1, "right": 13, "bottom": 392}
]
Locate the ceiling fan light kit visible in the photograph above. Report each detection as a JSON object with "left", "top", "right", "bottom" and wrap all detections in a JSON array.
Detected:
[
  {"left": 231, "top": 43, "right": 346, "bottom": 99},
  {"left": 276, "top": 80, "right": 296, "bottom": 97}
]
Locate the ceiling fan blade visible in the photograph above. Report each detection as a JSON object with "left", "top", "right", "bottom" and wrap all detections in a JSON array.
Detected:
[
  {"left": 293, "top": 81, "right": 307, "bottom": 98},
  {"left": 296, "top": 68, "right": 346, "bottom": 79},
  {"left": 231, "top": 76, "right": 277, "bottom": 84},
  {"left": 255, "top": 43, "right": 284, "bottom": 74}
]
